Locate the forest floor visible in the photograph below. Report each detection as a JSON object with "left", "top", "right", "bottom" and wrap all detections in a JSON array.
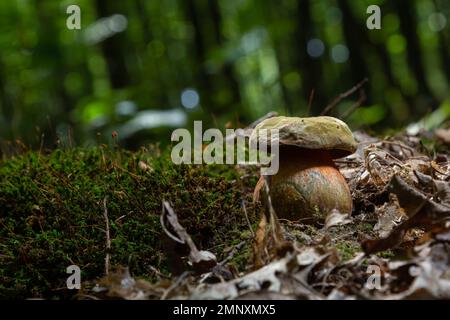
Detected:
[{"left": 0, "top": 124, "right": 449, "bottom": 300}]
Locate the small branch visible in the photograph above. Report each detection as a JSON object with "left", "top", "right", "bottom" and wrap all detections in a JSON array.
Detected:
[
  {"left": 102, "top": 197, "right": 111, "bottom": 276},
  {"left": 162, "top": 201, "right": 199, "bottom": 254},
  {"left": 161, "top": 201, "right": 217, "bottom": 272},
  {"left": 159, "top": 208, "right": 184, "bottom": 244},
  {"left": 148, "top": 265, "right": 169, "bottom": 279},
  {"left": 247, "top": 111, "right": 279, "bottom": 129},
  {"left": 242, "top": 200, "right": 255, "bottom": 237},
  {"left": 219, "top": 240, "right": 248, "bottom": 266},
  {"left": 262, "top": 176, "right": 284, "bottom": 244},
  {"left": 225, "top": 111, "right": 278, "bottom": 142},
  {"left": 340, "top": 89, "right": 367, "bottom": 119},
  {"left": 161, "top": 271, "right": 190, "bottom": 300},
  {"left": 320, "top": 78, "right": 368, "bottom": 116},
  {"left": 306, "top": 89, "right": 315, "bottom": 116}
]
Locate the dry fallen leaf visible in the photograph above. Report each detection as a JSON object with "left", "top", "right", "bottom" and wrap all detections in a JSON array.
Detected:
[
  {"left": 435, "top": 128, "right": 450, "bottom": 144},
  {"left": 362, "top": 175, "right": 450, "bottom": 254},
  {"left": 324, "top": 209, "right": 352, "bottom": 229},
  {"left": 161, "top": 201, "right": 217, "bottom": 274}
]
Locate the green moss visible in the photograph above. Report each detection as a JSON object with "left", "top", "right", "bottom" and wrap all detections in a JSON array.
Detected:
[
  {"left": 376, "top": 250, "right": 395, "bottom": 259},
  {"left": 360, "top": 223, "right": 373, "bottom": 233},
  {"left": 0, "top": 146, "right": 257, "bottom": 299},
  {"left": 334, "top": 241, "right": 360, "bottom": 261}
]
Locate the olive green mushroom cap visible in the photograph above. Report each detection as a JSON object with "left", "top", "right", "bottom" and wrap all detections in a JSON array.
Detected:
[{"left": 250, "top": 116, "right": 357, "bottom": 158}]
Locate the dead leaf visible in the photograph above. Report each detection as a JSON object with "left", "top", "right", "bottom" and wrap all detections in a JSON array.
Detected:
[
  {"left": 324, "top": 209, "right": 352, "bottom": 229},
  {"left": 161, "top": 201, "right": 217, "bottom": 274},
  {"left": 384, "top": 243, "right": 450, "bottom": 299},
  {"left": 91, "top": 267, "right": 157, "bottom": 300},
  {"left": 373, "top": 194, "right": 406, "bottom": 238},
  {"left": 191, "top": 250, "right": 327, "bottom": 300},
  {"left": 252, "top": 213, "right": 268, "bottom": 269},
  {"left": 435, "top": 128, "right": 450, "bottom": 144},
  {"left": 252, "top": 175, "right": 265, "bottom": 204},
  {"left": 362, "top": 175, "right": 450, "bottom": 254},
  {"left": 138, "top": 160, "right": 153, "bottom": 172}
]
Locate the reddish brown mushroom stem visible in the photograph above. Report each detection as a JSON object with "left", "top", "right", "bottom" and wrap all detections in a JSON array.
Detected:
[{"left": 269, "top": 147, "right": 352, "bottom": 221}]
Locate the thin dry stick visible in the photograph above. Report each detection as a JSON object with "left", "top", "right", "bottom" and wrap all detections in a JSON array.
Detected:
[
  {"left": 68, "top": 126, "right": 73, "bottom": 149},
  {"left": 219, "top": 240, "right": 248, "bottom": 266},
  {"left": 242, "top": 200, "right": 255, "bottom": 237},
  {"left": 161, "top": 271, "right": 190, "bottom": 300},
  {"left": 306, "top": 89, "right": 315, "bottom": 116},
  {"left": 320, "top": 78, "right": 368, "bottom": 116},
  {"left": 38, "top": 133, "right": 45, "bottom": 162},
  {"left": 340, "top": 89, "right": 367, "bottom": 119},
  {"left": 102, "top": 197, "right": 111, "bottom": 276},
  {"left": 262, "top": 176, "right": 283, "bottom": 244},
  {"left": 380, "top": 140, "right": 415, "bottom": 157},
  {"left": 248, "top": 111, "right": 279, "bottom": 128},
  {"left": 225, "top": 111, "right": 278, "bottom": 142}
]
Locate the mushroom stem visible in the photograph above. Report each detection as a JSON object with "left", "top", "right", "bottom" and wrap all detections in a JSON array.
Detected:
[{"left": 269, "top": 146, "right": 352, "bottom": 221}]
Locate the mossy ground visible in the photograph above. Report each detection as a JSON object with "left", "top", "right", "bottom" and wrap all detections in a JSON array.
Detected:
[
  {"left": 0, "top": 146, "right": 258, "bottom": 299},
  {"left": 0, "top": 145, "right": 397, "bottom": 299}
]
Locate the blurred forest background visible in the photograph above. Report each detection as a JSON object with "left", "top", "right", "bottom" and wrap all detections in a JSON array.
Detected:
[{"left": 0, "top": 0, "right": 449, "bottom": 152}]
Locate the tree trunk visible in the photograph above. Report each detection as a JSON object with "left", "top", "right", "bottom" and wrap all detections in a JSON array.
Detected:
[{"left": 95, "top": 0, "right": 130, "bottom": 89}]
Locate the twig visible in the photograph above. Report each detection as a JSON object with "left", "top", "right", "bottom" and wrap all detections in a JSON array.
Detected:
[
  {"left": 161, "top": 201, "right": 217, "bottom": 273},
  {"left": 148, "top": 265, "right": 169, "bottom": 279},
  {"left": 161, "top": 271, "right": 190, "bottom": 300},
  {"left": 160, "top": 209, "right": 184, "bottom": 244},
  {"left": 38, "top": 133, "right": 44, "bottom": 161},
  {"left": 381, "top": 140, "right": 415, "bottom": 157},
  {"left": 219, "top": 240, "right": 248, "bottom": 266},
  {"left": 320, "top": 78, "right": 368, "bottom": 116},
  {"left": 242, "top": 200, "right": 255, "bottom": 237},
  {"left": 262, "top": 176, "right": 284, "bottom": 244},
  {"left": 76, "top": 294, "right": 101, "bottom": 300},
  {"left": 306, "top": 89, "right": 315, "bottom": 116},
  {"left": 102, "top": 197, "right": 111, "bottom": 276},
  {"left": 340, "top": 89, "right": 367, "bottom": 119},
  {"left": 225, "top": 111, "right": 278, "bottom": 142},
  {"left": 247, "top": 111, "right": 279, "bottom": 128},
  {"left": 162, "top": 201, "right": 198, "bottom": 252}
]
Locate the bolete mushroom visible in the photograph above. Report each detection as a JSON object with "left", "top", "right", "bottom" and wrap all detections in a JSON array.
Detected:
[{"left": 250, "top": 116, "right": 357, "bottom": 222}]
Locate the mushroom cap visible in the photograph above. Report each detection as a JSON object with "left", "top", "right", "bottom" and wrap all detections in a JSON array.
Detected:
[{"left": 250, "top": 116, "right": 357, "bottom": 158}]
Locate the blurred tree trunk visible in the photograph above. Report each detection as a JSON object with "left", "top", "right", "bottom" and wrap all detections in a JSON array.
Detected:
[
  {"left": 434, "top": 0, "right": 450, "bottom": 83},
  {"left": 134, "top": 0, "right": 170, "bottom": 105},
  {"left": 437, "top": 32, "right": 450, "bottom": 83},
  {"left": 0, "top": 58, "right": 13, "bottom": 140},
  {"left": 263, "top": 3, "right": 293, "bottom": 115},
  {"left": 183, "top": 0, "right": 214, "bottom": 114},
  {"left": 375, "top": 44, "right": 416, "bottom": 108},
  {"left": 394, "top": 0, "right": 435, "bottom": 106},
  {"left": 353, "top": 0, "right": 417, "bottom": 120},
  {"left": 95, "top": 0, "right": 130, "bottom": 89},
  {"left": 295, "top": 0, "right": 326, "bottom": 115},
  {"left": 34, "top": 0, "right": 73, "bottom": 146},
  {"left": 337, "top": 0, "right": 371, "bottom": 104},
  {"left": 207, "top": 0, "right": 242, "bottom": 114}
]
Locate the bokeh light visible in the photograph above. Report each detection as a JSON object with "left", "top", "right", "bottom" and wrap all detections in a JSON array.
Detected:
[
  {"left": 307, "top": 38, "right": 325, "bottom": 58},
  {"left": 428, "top": 13, "right": 447, "bottom": 32},
  {"left": 331, "top": 44, "right": 349, "bottom": 63},
  {"left": 181, "top": 88, "right": 200, "bottom": 109}
]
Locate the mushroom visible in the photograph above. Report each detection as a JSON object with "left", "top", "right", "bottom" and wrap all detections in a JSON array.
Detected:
[{"left": 250, "top": 116, "right": 357, "bottom": 222}]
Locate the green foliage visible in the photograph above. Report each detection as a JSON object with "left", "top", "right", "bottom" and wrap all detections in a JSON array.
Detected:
[
  {"left": 0, "top": 146, "right": 257, "bottom": 298},
  {"left": 335, "top": 241, "right": 360, "bottom": 261},
  {"left": 0, "top": 0, "right": 449, "bottom": 147}
]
